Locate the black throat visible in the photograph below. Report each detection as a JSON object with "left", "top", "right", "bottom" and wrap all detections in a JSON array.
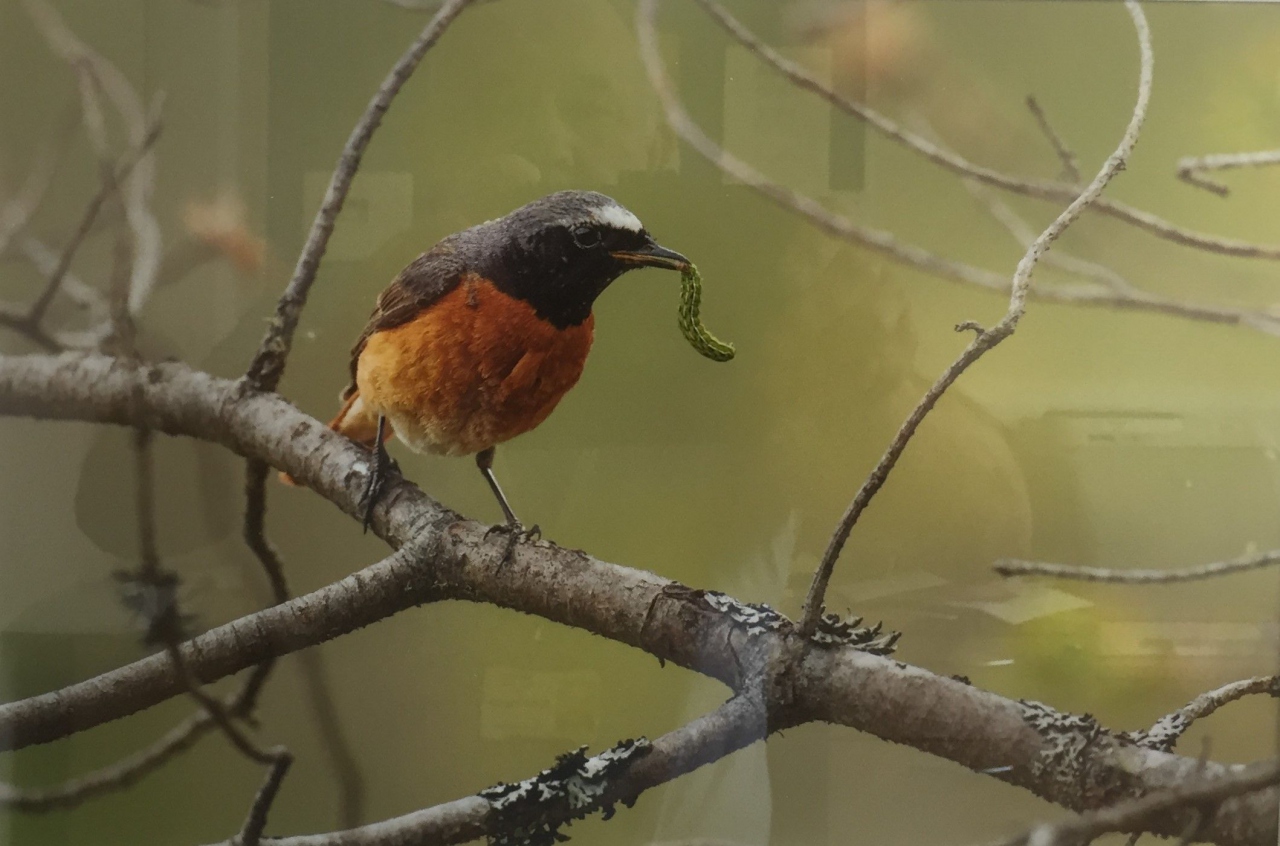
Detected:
[{"left": 480, "top": 234, "right": 628, "bottom": 329}]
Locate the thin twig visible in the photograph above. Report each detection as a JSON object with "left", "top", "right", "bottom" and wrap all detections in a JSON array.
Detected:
[
  {"left": 1026, "top": 95, "right": 1082, "bottom": 183},
  {"left": 243, "top": 459, "right": 291, "bottom": 604},
  {"left": 26, "top": 122, "right": 160, "bottom": 328},
  {"left": 24, "top": 0, "right": 164, "bottom": 319},
  {"left": 240, "top": 754, "right": 294, "bottom": 846},
  {"left": 242, "top": 0, "right": 477, "bottom": 392},
  {"left": 0, "top": 711, "right": 216, "bottom": 811},
  {"left": 244, "top": 379, "right": 365, "bottom": 828},
  {"left": 0, "top": 99, "right": 80, "bottom": 257},
  {"left": 634, "top": 0, "right": 1280, "bottom": 341},
  {"left": 1177, "top": 149, "right": 1280, "bottom": 198},
  {"left": 997, "top": 760, "right": 1279, "bottom": 846},
  {"left": 1136, "top": 677, "right": 1280, "bottom": 753},
  {"left": 132, "top": 392, "right": 293, "bottom": 840},
  {"left": 965, "top": 179, "right": 1140, "bottom": 296},
  {"left": 796, "top": 0, "right": 1153, "bottom": 635},
  {"left": 295, "top": 650, "right": 365, "bottom": 828},
  {"left": 0, "top": 657, "right": 283, "bottom": 814},
  {"left": 995, "top": 547, "right": 1280, "bottom": 584},
  {"left": 691, "top": 0, "right": 1280, "bottom": 262}
]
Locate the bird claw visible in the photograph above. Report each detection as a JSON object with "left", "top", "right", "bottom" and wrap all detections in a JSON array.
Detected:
[
  {"left": 484, "top": 521, "right": 541, "bottom": 544},
  {"left": 484, "top": 521, "right": 541, "bottom": 566},
  {"left": 360, "top": 439, "right": 400, "bottom": 534}
]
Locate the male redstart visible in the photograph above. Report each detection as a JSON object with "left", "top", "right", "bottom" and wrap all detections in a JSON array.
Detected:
[{"left": 285, "top": 191, "right": 689, "bottom": 533}]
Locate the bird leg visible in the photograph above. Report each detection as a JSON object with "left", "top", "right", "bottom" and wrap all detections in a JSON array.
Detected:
[
  {"left": 477, "top": 447, "right": 540, "bottom": 547},
  {"left": 360, "top": 415, "right": 396, "bottom": 533}
]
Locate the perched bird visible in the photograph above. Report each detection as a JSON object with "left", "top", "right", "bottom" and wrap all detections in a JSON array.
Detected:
[{"left": 287, "top": 190, "right": 690, "bottom": 533}]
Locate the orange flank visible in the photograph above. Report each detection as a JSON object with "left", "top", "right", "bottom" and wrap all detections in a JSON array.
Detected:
[{"left": 282, "top": 274, "right": 596, "bottom": 489}]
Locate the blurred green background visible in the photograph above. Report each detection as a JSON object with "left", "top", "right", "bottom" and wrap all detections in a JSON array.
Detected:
[{"left": 3, "top": 0, "right": 1280, "bottom": 843}]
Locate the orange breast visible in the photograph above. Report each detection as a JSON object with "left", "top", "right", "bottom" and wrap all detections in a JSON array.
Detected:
[{"left": 355, "top": 275, "right": 595, "bottom": 456}]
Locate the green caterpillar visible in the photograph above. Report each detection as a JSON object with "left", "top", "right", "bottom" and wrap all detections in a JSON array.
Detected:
[{"left": 678, "top": 263, "right": 735, "bottom": 362}]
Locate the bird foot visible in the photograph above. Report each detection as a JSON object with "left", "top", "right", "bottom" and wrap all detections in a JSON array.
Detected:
[
  {"left": 484, "top": 521, "right": 541, "bottom": 565},
  {"left": 360, "top": 454, "right": 400, "bottom": 533}
]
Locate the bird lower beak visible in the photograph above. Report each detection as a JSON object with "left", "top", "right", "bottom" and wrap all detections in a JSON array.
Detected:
[{"left": 611, "top": 241, "right": 690, "bottom": 271}]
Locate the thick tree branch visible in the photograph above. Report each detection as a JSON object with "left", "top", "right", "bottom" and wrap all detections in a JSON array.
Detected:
[{"left": 0, "top": 352, "right": 1275, "bottom": 845}]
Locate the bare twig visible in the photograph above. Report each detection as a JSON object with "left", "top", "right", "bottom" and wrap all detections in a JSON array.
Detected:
[
  {"left": 242, "top": 0, "right": 476, "bottom": 392},
  {"left": 995, "top": 547, "right": 1280, "bottom": 584},
  {"left": 24, "top": 0, "right": 164, "bottom": 319},
  {"left": 636, "top": 0, "right": 1280, "bottom": 341},
  {"left": 26, "top": 122, "right": 160, "bottom": 329},
  {"left": 243, "top": 460, "right": 291, "bottom": 604},
  {"left": 240, "top": 754, "right": 294, "bottom": 846},
  {"left": 295, "top": 650, "right": 365, "bottom": 828},
  {"left": 691, "top": 0, "right": 1280, "bottom": 261},
  {"left": 1136, "top": 677, "right": 1280, "bottom": 753},
  {"left": 0, "top": 657, "right": 284, "bottom": 814},
  {"left": 796, "top": 0, "right": 1153, "bottom": 635},
  {"left": 1177, "top": 150, "right": 1280, "bottom": 198},
  {"left": 0, "top": 100, "right": 79, "bottom": 257},
  {"left": 133, "top": 398, "right": 293, "bottom": 842},
  {"left": 244, "top": 314, "right": 365, "bottom": 831},
  {"left": 965, "top": 179, "right": 1140, "bottom": 296},
  {"left": 1026, "top": 96, "right": 1082, "bottom": 183},
  {"left": 998, "top": 760, "right": 1280, "bottom": 846},
  {"left": 0, "top": 711, "right": 215, "bottom": 811}
]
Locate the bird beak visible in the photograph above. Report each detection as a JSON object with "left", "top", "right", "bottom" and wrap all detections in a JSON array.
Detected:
[{"left": 611, "top": 240, "right": 690, "bottom": 271}]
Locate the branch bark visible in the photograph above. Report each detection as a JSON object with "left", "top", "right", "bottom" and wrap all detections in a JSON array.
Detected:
[{"left": 0, "top": 351, "right": 1275, "bottom": 846}]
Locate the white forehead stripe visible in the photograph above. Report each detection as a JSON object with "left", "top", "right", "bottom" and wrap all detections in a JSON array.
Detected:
[{"left": 591, "top": 203, "right": 643, "bottom": 233}]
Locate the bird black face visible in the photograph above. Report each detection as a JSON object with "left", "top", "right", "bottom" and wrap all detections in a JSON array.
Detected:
[{"left": 479, "top": 191, "right": 689, "bottom": 329}]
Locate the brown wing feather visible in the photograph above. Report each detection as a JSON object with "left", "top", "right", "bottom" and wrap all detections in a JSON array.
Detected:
[{"left": 343, "top": 235, "right": 467, "bottom": 399}]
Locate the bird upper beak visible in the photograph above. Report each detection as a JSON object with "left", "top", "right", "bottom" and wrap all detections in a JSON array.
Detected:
[{"left": 611, "top": 240, "right": 690, "bottom": 271}]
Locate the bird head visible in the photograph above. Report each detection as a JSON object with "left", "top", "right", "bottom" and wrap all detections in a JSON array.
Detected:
[{"left": 473, "top": 190, "right": 689, "bottom": 328}]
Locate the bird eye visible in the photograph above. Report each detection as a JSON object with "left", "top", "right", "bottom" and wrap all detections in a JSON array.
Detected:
[{"left": 571, "top": 225, "right": 601, "bottom": 249}]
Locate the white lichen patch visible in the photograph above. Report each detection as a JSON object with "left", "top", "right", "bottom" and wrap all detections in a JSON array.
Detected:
[
  {"left": 1018, "top": 699, "right": 1109, "bottom": 792},
  {"left": 480, "top": 738, "right": 651, "bottom": 846},
  {"left": 702, "top": 591, "right": 900, "bottom": 656}
]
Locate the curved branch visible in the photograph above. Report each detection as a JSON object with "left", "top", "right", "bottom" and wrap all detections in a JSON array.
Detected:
[
  {"left": 1136, "top": 677, "right": 1280, "bottom": 753},
  {"left": 0, "top": 351, "right": 1275, "bottom": 846},
  {"left": 0, "top": 711, "right": 215, "bottom": 811},
  {"left": 692, "top": 0, "right": 1280, "bottom": 262}
]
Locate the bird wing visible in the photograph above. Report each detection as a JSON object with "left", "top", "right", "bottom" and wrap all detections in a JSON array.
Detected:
[{"left": 343, "top": 235, "right": 467, "bottom": 399}]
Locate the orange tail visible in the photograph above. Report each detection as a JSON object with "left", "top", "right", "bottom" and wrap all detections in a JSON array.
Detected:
[{"left": 279, "top": 390, "right": 390, "bottom": 486}]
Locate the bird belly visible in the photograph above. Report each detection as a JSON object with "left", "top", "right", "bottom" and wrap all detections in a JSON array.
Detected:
[{"left": 354, "top": 277, "right": 595, "bottom": 457}]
